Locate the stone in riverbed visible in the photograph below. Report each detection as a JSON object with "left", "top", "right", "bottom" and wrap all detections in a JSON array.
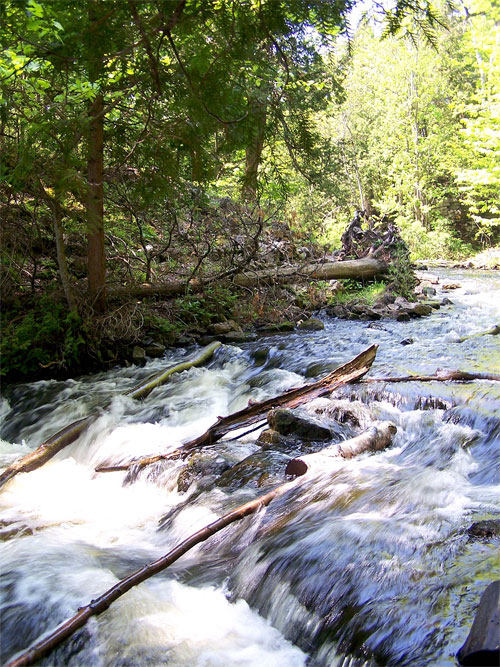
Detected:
[
  {"left": 467, "top": 519, "right": 500, "bottom": 539},
  {"left": 132, "top": 346, "right": 146, "bottom": 364},
  {"left": 144, "top": 342, "right": 166, "bottom": 358},
  {"left": 209, "top": 320, "right": 240, "bottom": 335},
  {"left": 222, "top": 331, "right": 257, "bottom": 344},
  {"left": 268, "top": 408, "right": 332, "bottom": 440},
  {"left": 408, "top": 302, "right": 433, "bottom": 316},
  {"left": 298, "top": 318, "right": 325, "bottom": 331},
  {"left": 457, "top": 581, "right": 500, "bottom": 666}
]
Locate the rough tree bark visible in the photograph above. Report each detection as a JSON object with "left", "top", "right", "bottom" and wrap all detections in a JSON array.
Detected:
[
  {"left": 52, "top": 199, "right": 77, "bottom": 312},
  {"left": 0, "top": 343, "right": 222, "bottom": 491},
  {"left": 87, "top": 2, "right": 106, "bottom": 312},
  {"left": 5, "top": 423, "right": 397, "bottom": 667},
  {"left": 95, "top": 344, "right": 378, "bottom": 473}
]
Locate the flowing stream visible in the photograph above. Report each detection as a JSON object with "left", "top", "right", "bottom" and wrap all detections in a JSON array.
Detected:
[{"left": 1, "top": 269, "right": 499, "bottom": 666}]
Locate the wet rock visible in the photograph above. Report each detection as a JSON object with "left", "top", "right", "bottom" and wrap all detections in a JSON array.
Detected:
[
  {"left": 174, "top": 334, "right": 196, "bottom": 346},
  {"left": 401, "top": 338, "right": 414, "bottom": 346},
  {"left": 177, "top": 454, "right": 231, "bottom": 494},
  {"left": 467, "top": 519, "right": 500, "bottom": 539},
  {"left": 298, "top": 318, "right": 325, "bottom": 331},
  {"left": 396, "top": 312, "right": 411, "bottom": 322},
  {"left": 256, "top": 321, "right": 295, "bottom": 334},
  {"left": 223, "top": 331, "right": 256, "bottom": 344},
  {"left": 209, "top": 320, "right": 240, "bottom": 335},
  {"left": 216, "top": 450, "right": 289, "bottom": 490},
  {"left": 441, "top": 297, "right": 453, "bottom": 306},
  {"left": 250, "top": 347, "right": 269, "bottom": 365},
  {"left": 257, "top": 428, "right": 288, "bottom": 448},
  {"left": 198, "top": 335, "right": 217, "bottom": 346},
  {"left": 328, "top": 305, "right": 349, "bottom": 319},
  {"left": 422, "top": 286, "right": 437, "bottom": 297},
  {"left": 457, "top": 581, "right": 500, "bottom": 666},
  {"left": 268, "top": 408, "right": 332, "bottom": 440},
  {"left": 407, "top": 302, "right": 433, "bottom": 317},
  {"left": 132, "top": 346, "right": 146, "bottom": 365},
  {"left": 144, "top": 342, "right": 166, "bottom": 358},
  {"left": 423, "top": 300, "right": 441, "bottom": 310},
  {"left": 360, "top": 307, "right": 382, "bottom": 320},
  {"left": 442, "top": 282, "right": 461, "bottom": 290}
]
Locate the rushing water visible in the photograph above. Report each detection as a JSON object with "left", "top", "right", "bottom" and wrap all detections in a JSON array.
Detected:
[{"left": 1, "top": 269, "right": 499, "bottom": 666}]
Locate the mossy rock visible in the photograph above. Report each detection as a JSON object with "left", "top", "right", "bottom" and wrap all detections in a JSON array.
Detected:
[{"left": 298, "top": 318, "right": 325, "bottom": 331}]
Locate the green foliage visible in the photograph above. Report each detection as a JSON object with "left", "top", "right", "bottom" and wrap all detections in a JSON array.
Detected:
[
  {"left": 1, "top": 298, "right": 86, "bottom": 378},
  {"left": 176, "top": 286, "right": 239, "bottom": 328},
  {"left": 329, "top": 280, "right": 387, "bottom": 306},
  {"left": 385, "top": 245, "right": 417, "bottom": 299}
]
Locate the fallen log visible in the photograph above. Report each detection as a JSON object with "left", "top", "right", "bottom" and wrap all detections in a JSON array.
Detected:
[
  {"left": 0, "top": 343, "right": 222, "bottom": 491},
  {"left": 126, "top": 341, "right": 221, "bottom": 400},
  {"left": 5, "top": 422, "right": 396, "bottom": 667},
  {"left": 107, "top": 258, "right": 387, "bottom": 299},
  {"left": 285, "top": 422, "right": 397, "bottom": 476},
  {"left": 360, "top": 369, "right": 500, "bottom": 383},
  {"left": 95, "top": 344, "right": 378, "bottom": 473},
  {"left": 459, "top": 324, "right": 500, "bottom": 343}
]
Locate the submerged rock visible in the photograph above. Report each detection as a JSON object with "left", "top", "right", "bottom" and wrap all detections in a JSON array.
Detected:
[
  {"left": 216, "top": 450, "right": 289, "bottom": 490},
  {"left": 467, "top": 519, "right": 500, "bottom": 540},
  {"left": 457, "top": 581, "right": 500, "bottom": 666}
]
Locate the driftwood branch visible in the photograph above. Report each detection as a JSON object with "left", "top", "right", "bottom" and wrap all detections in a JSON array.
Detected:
[
  {"left": 361, "top": 370, "right": 500, "bottom": 383},
  {"left": 459, "top": 324, "right": 500, "bottom": 343},
  {"left": 95, "top": 344, "right": 378, "bottom": 473},
  {"left": 5, "top": 422, "right": 396, "bottom": 667},
  {"left": 285, "top": 422, "right": 397, "bottom": 476},
  {"left": 0, "top": 343, "right": 222, "bottom": 491}
]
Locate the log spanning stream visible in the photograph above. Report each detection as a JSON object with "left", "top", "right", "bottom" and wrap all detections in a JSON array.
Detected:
[{"left": 1, "top": 268, "right": 499, "bottom": 666}]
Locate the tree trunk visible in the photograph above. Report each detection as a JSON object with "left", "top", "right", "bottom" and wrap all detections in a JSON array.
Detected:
[
  {"left": 107, "top": 257, "right": 387, "bottom": 300},
  {"left": 87, "top": 91, "right": 106, "bottom": 311},
  {"left": 52, "top": 199, "right": 77, "bottom": 312},
  {"left": 87, "top": 1, "right": 106, "bottom": 312},
  {"left": 241, "top": 101, "right": 267, "bottom": 202},
  {"left": 5, "top": 420, "right": 396, "bottom": 667}
]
